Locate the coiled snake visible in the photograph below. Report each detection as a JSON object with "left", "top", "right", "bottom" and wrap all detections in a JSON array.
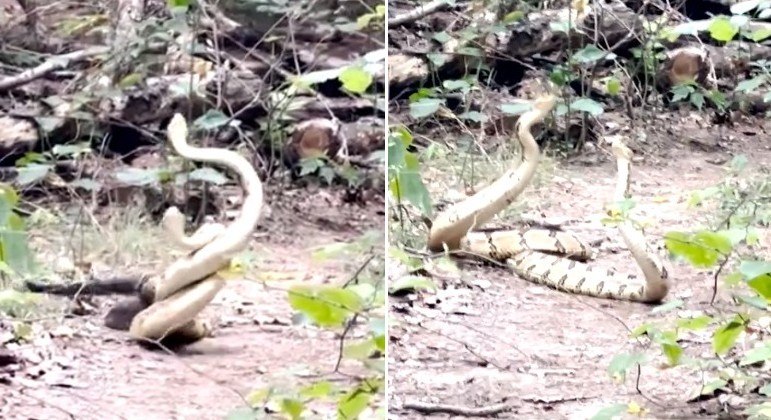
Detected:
[
  {"left": 427, "top": 90, "right": 669, "bottom": 302},
  {"left": 127, "top": 113, "right": 264, "bottom": 342}
]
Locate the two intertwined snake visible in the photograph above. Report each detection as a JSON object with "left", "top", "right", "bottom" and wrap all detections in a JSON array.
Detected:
[
  {"left": 427, "top": 90, "right": 669, "bottom": 302},
  {"left": 127, "top": 113, "right": 264, "bottom": 342}
]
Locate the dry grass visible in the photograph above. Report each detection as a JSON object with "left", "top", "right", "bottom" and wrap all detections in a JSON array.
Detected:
[{"left": 23, "top": 203, "right": 176, "bottom": 284}]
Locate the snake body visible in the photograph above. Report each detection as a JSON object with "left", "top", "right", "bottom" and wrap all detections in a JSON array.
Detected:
[
  {"left": 127, "top": 113, "right": 264, "bottom": 342},
  {"left": 428, "top": 91, "right": 669, "bottom": 302}
]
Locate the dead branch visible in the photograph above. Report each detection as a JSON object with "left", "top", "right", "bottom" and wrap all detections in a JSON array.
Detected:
[
  {"left": 388, "top": 0, "right": 451, "bottom": 27},
  {"left": 402, "top": 400, "right": 515, "bottom": 417},
  {"left": 0, "top": 46, "right": 109, "bottom": 92}
]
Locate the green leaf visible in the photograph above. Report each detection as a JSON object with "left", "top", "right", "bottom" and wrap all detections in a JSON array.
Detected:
[
  {"left": 389, "top": 275, "right": 436, "bottom": 293},
  {"left": 499, "top": 102, "right": 532, "bottom": 116},
  {"left": 653, "top": 330, "right": 683, "bottom": 365},
  {"left": 348, "top": 283, "right": 376, "bottom": 302},
  {"left": 549, "top": 20, "right": 571, "bottom": 34},
  {"left": 193, "top": 110, "right": 230, "bottom": 130},
  {"left": 708, "top": 18, "right": 738, "bottom": 42},
  {"left": 739, "top": 342, "right": 771, "bottom": 366},
  {"left": 52, "top": 143, "right": 91, "bottom": 157},
  {"left": 573, "top": 45, "right": 608, "bottom": 63},
  {"left": 736, "top": 76, "right": 766, "bottom": 93},
  {"left": 280, "top": 398, "right": 305, "bottom": 420},
  {"left": 749, "top": 28, "right": 771, "bottom": 41},
  {"left": 502, "top": 10, "right": 525, "bottom": 23},
  {"left": 389, "top": 170, "right": 432, "bottom": 216},
  {"left": 589, "top": 404, "right": 627, "bottom": 420},
  {"left": 300, "top": 381, "right": 335, "bottom": 399},
  {"left": 15, "top": 164, "right": 52, "bottom": 186},
  {"left": 1, "top": 212, "right": 33, "bottom": 275},
  {"left": 117, "top": 72, "right": 143, "bottom": 88},
  {"left": 225, "top": 407, "right": 257, "bottom": 420},
  {"left": 0, "top": 184, "right": 17, "bottom": 224},
  {"left": 606, "top": 78, "right": 621, "bottom": 95},
  {"left": 387, "top": 130, "right": 408, "bottom": 168},
  {"left": 339, "top": 66, "right": 373, "bottom": 94},
  {"left": 739, "top": 260, "right": 771, "bottom": 300},
  {"left": 373, "top": 333, "right": 385, "bottom": 352},
  {"left": 299, "top": 157, "right": 324, "bottom": 176},
  {"left": 338, "top": 386, "right": 371, "bottom": 420},
  {"left": 701, "top": 379, "right": 728, "bottom": 395},
  {"left": 569, "top": 98, "right": 604, "bottom": 116},
  {"left": 671, "top": 84, "right": 694, "bottom": 101},
  {"left": 651, "top": 299, "right": 683, "bottom": 314},
  {"left": 676, "top": 315, "right": 713, "bottom": 330},
  {"left": 70, "top": 178, "right": 103, "bottom": 191},
  {"left": 319, "top": 166, "right": 335, "bottom": 185},
  {"left": 744, "top": 402, "right": 771, "bottom": 418},
  {"left": 690, "top": 91, "right": 705, "bottom": 110},
  {"left": 706, "top": 89, "right": 728, "bottom": 110},
  {"left": 344, "top": 339, "right": 377, "bottom": 360},
  {"left": 730, "top": 0, "right": 761, "bottom": 14},
  {"left": 311, "top": 241, "right": 356, "bottom": 261},
  {"left": 713, "top": 316, "right": 746, "bottom": 355},
  {"left": 630, "top": 322, "right": 655, "bottom": 338},
  {"left": 459, "top": 111, "right": 487, "bottom": 122},
  {"left": 747, "top": 274, "right": 771, "bottom": 300},
  {"left": 426, "top": 52, "right": 447, "bottom": 66},
  {"left": 736, "top": 294, "right": 769, "bottom": 309},
  {"left": 664, "top": 230, "right": 731, "bottom": 268},
  {"left": 115, "top": 168, "right": 161, "bottom": 186},
  {"left": 187, "top": 167, "right": 228, "bottom": 185},
  {"left": 288, "top": 285, "right": 363, "bottom": 327},
  {"left": 443, "top": 79, "right": 471, "bottom": 93},
  {"left": 608, "top": 352, "right": 646, "bottom": 381},
  {"left": 432, "top": 31, "right": 452, "bottom": 44},
  {"left": 409, "top": 98, "right": 443, "bottom": 118}
]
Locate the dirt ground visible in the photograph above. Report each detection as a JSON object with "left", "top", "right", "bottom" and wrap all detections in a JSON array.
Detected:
[
  {"left": 1, "top": 186, "right": 384, "bottom": 419},
  {"left": 388, "top": 111, "right": 771, "bottom": 419}
]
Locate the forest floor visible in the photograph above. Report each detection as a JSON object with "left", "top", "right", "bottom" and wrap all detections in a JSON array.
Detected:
[
  {"left": 1, "top": 184, "right": 385, "bottom": 419},
  {"left": 388, "top": 109, "right": 771, "bottom": 419}
]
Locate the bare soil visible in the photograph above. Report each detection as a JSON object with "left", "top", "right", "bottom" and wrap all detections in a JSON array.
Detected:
[
  {"left": 1, "top": 186, "right": 384, "bottom": 419},
  {"left": 388, "top": 111, "right": 771, "bottom": 419}
]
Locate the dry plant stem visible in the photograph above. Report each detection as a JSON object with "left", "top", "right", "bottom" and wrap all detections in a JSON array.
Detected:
[
  {"left": 0, "top": 47, "right": 109, "bottom": 91},
  {"left": 402, "top": 400, "right": 514, "bottom": 417},
  {"left": 388, "top": 0, "right": 450, "bottom": 27}
]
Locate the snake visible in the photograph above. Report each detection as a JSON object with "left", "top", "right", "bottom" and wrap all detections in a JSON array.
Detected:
[
  {"left": 23, "top": 114, "right": 263, "bottom": 344},
  {"left": 125, "top": 112, "right": 264, "bottom": 342},
  {"left": 427, "top": 88, "right": 669, "bottom": 303}
]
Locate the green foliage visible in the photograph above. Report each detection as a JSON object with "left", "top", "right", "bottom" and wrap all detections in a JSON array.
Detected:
[
  {"left": 0, "top": 183, "right": 33, "bottom": 279},
  {"left": 235, "top": 232, "right": 385, "bottom": 418},
  {"left": 356, "top": 4, "right": 385, "bottom": 30},
  {"left": 708, "top": 17, "right": 739, "bottom": 42},
  {"left": 297, "top": 156, "right": 361, "bottom": 187},
  {"left": 339, "top": 66, "right": 374, "bottom": 94},
  {"left": 664, "top": 230, "right": 732, "bottom": 267},
  {"left": 608, "top": 160, "right": 771, "bottom": 416},
  {"left": 387, "top": 127, "right": 432, "bottom": 216}
]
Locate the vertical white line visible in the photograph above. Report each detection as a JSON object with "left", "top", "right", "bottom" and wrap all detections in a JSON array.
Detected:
[{"left": 382, "top": 0, "right": 391, "bottom": 415}]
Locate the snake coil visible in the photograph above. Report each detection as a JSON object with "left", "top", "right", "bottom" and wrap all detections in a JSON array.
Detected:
[
  {"left": 428, "top": 88, "right": 669, "bottom": 302},
  {"left": 128, "top": 113, "right": 264, "bottom": 341}
]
